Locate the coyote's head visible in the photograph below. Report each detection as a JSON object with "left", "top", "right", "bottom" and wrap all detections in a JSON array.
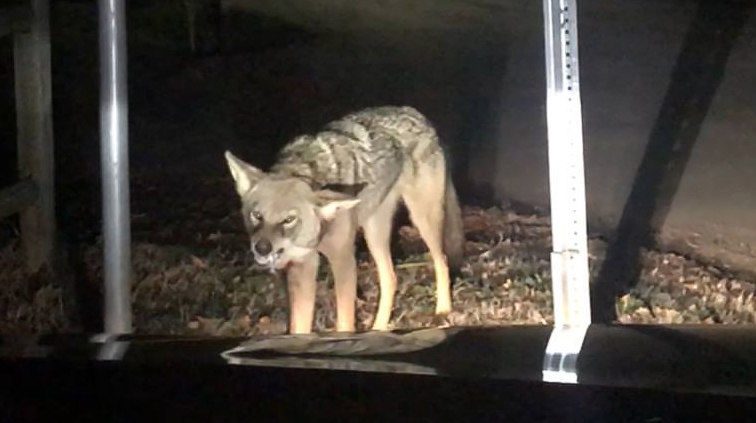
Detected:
[{"left": 224, "top": 151, "right": 360, "bottom": 270}]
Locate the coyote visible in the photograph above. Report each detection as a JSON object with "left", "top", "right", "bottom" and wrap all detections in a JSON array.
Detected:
[{"left": 225, "top": 106, "right": 464, "bottom": 334}]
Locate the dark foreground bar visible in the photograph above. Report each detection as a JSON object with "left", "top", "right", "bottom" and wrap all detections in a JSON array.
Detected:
[{"left": 1, "top": 324, "right": 755, "bottom": 422}]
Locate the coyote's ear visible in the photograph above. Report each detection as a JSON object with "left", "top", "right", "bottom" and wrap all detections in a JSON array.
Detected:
[
  {"left": 314, "top": 190, "right": 361, "bottom": 221},
  {"left": 225, "top": 151, "right": 265, "bottom": 196}
]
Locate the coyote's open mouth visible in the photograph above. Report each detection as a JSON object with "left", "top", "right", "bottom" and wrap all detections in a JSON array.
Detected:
[{"left": 254, "top": 252, "right": 281, "bottom": 270}]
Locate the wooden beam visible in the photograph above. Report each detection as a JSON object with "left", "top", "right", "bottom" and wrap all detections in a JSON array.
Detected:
[
  {"left": 14, "top": 0, "right": 55, "bottom": 270},
  {"left": 0, "top": 5, "right": 32, "bottom": 38},
  {"left": 0, "top": 179, "right": 39, "bottom": 220}
]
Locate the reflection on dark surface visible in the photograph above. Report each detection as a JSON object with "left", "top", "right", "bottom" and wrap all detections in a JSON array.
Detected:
[
  {"left": 593, "top": 0, "right": 754, "bottom": 323},
  {"left": 3, "top": 325, "right": 756, "bottom": 396},
  {"left": 3, "top": 325, "right": 756, "bottom": 421}
]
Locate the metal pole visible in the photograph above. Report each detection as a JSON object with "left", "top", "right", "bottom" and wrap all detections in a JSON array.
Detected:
[
  {"left": 542, "top": 0, "right": 591, "bottom": 328},
  {"left": 99, "top": 0, "right": 132, "bottom": 334},
  {"left": 542, "top": 0, "right": 590, "bottom": 383}
]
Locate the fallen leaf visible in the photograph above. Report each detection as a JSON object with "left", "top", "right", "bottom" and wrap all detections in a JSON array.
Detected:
[{"left": 191, "top": 255, "right": 208, "bottom": 269}]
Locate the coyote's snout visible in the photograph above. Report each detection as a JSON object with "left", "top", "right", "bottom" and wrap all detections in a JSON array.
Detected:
[{"left": 225, "top": 106, "right": 464, "bottom": 334}]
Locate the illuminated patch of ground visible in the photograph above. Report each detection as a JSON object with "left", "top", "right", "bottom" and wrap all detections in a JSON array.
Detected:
[{"left": 2, "top": 205, "right": 754, "bottom": 336}]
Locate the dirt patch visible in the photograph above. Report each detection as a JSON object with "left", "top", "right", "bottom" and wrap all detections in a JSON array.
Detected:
[{"left": 2, "top": 205, "right": 756, "bottom": 337}]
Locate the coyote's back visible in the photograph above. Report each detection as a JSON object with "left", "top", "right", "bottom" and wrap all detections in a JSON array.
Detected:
[{"left": 272, "top": 106, "right": 442, "bottom": 190}]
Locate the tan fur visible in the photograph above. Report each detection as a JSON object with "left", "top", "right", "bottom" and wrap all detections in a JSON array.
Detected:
[{"left": 225, "top": 106, "right": 463, "bottom": 334}]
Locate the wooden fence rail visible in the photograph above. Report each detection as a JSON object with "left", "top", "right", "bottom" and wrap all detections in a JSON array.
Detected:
[
  {"left": 1, "top": 0, "right": 55, "bottom": 271},
  {"left": 0, "top": 179, "right": 39, "bottom": 220}
]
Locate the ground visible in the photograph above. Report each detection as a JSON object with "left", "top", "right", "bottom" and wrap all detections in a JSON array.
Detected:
[
  {"left": 1, "top": 1, "right": 755, "bottom": 336},
  {"left": 2, "top": 199, "right": 755, "bottom": 336}
]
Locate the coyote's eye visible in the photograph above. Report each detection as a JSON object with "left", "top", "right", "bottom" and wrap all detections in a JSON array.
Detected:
[
  {"left": 282, "top": 215, "right": 297, "bottom": 226},
  {"left": 250, "top": 211, "right": 263, "bottom": 222}
]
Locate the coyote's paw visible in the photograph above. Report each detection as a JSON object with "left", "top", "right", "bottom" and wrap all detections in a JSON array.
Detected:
[
  {"left": 431, "top": 313, "right": 452, "bottom": 328},
  {"left": 370, "top": 321, "right": 392, "bottom": 332},
  {"left": 435, "top": 301, "right": 452, "bottom": 316}
]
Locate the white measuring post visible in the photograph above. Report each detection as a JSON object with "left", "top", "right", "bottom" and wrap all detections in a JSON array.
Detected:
[
  {"left": 542, "top": 0, "right": 591, "bottom": 383},
  {"left": 543, "top": 0, "right": 591, "bottom": 327}
]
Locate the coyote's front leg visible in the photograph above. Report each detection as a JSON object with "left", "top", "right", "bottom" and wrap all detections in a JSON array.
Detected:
[
  {"left": 286, "top": 252, "right": 319, "bottom": 334},
  {"left": 322, "top": 249, "right": 357, "bottom": 332},
  {"left": 319, "top": 213, "right": 359, "bottom": 332}
]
